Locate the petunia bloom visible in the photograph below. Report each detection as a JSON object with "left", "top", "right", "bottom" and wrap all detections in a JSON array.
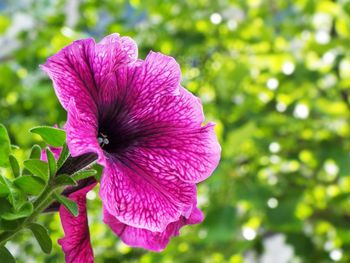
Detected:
[
  {"left": 42, "top": 33, "right": 221, "bottom": 260},
  {"left": 103, "top": 204, "right": 204, "bottom": 252},
  {"left": 58, "top": 182, "right": 96, "bottom": 263}
]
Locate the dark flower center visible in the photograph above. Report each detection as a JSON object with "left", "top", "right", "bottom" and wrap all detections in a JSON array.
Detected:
[
  {"left": 97, "top": 127, "right": 136, "bottom": 154},
  {"left": 97, "top": 103, "right": 137, "bottom": 154}
]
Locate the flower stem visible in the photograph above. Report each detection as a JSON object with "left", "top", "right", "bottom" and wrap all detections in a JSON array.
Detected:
[
  {"left": 25, "top": 186, "right": 55, "bottom": 223},
  {"left": 0, "top": 230, "right": 16, "bottom": 247},
  {"left": 0, "top": 184, "right": 55, "bottom": 247},
  {"left": 0, "top": 152, "right": 98, "bottom": 247}
]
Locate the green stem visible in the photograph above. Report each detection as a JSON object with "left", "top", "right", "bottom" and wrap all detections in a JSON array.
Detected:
[
  {"left": 25, "top": 190, "right": 55, "bottom": 225},
  {"left": 0, "top": 231, "right": 16, "bottom": 247},
  {"left": 0, "top": 151, "right": 97, "bottom": 247},
  {"left": 0, "top": 184, "right": 56, "bottom": 247}
]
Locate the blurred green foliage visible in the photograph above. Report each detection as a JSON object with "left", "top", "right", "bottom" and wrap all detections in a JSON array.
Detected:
[{"left": 1, "top": 0, "right": 350, "bottom": 262}]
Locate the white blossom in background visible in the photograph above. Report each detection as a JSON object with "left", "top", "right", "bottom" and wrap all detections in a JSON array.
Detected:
[
  {"left": 267, "top": 198, "right": 278, "bottom": 209},
  {"left": 267, "top": 78, "right": 279, "bottom": 90},
  {"left": 244, "top": 234, "right": 295, "bottom": 263},
  {"left": 64, "top": 0, "right": 80, "bottom": 28},
  {"left": 293, "top": 104, "right": 309, "bottom": 119},
  {"left": 276, "top": 102, "right": 287, "bottom": 112},
  {"left": 261, "top": 234, "right": 294, "bottom": 263},
  {"left": 242, "top": 227, "right": 257, "bottom": 241},
  {"left": 282, "top": 61, "right": 295, "bottom": 75},
  {"left": 210, "top": 13, "right": 222, "bottom": 24},
  {"left": 269, "top": 142, "right": 281, "bottom": 153},
  {"left": 0, "top": 13, "right": 35, "bottom": 60},
  {"left": 330, "top": 249, "right": 343, "bottom": 261}
]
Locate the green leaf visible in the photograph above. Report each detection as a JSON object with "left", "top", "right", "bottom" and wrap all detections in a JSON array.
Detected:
[
  {"left": 54, "top": 193, "right": 78, "bottom": 217},
  {"left": 72, "top": 169, "right": 97, "bottom": 181},
  {"left": 10, "top": 145, "right": 19, "bottom": 150},
  {"left": 29, "top": 145, "right": 41, "bottom": 159},
  {"left": 0, "top": 181, "right": 10, "bottom": 198},
  {"left": 30, "top": 126, "right": 66, "bottom": 147},
  {"left": 9, "top": 155, "right": 20, "bottom": 178},
  {"left": 54, "top": 175, "right": 77, "bottom": 188},
  {"left": 28, "top": 223, "right": 52, "bottom": 254},
  {"left": 23, "top": 160, "right": 48, "bottom": 181},
  {"left": 13, "top": 176, "right": 45, "bottom": 196},
  {"left": 0, "top": 124, "right": 11, "bottom": 167},
  {"left": 57, "top": 144, "right": 69, "bottom": 170},
  {"left": 46, "top": 149, "right": 57, "bottom": 178},
  {"left": 91, "top": 164, "right": 103, "bottom": 181},
  {"left": 1, "top": 202, "right": 33, "bottom": 220},
  {"left": 0, "top": 219, "right": 23, "bottom": 232},
  {"left": 0, "top": 198, "right": 12, "bottom": 214},
  {"left": 0, "top": 176, "right": 26, "bottom": 211},
  {"left": 0, "top": 246, "right": 15, "bottom": 263},
  {"left": 22, "top": 145, "right": 41, "bottom": 176}
]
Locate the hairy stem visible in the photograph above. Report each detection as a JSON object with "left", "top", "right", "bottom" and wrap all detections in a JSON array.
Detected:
[
  {"left": 0, "top": 152, "right": 98, "bottom": 247},
  {"left": 0, "top": 184, "right": 55, "bottom": 247}
]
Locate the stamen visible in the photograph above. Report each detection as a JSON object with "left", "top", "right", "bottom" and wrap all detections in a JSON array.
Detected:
[{"left": 98, "top": 133, "right": 109, "bottom": 147}]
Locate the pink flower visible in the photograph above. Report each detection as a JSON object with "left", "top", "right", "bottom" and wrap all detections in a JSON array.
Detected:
[
  {"left": 58, "top": 183, "right": 96, "bottom": 263},
  {"left": 103, "top": 206, "right": 204, "bottom": 252},
  {"left": 42, "top": 33, "right": 220, "bottom": 261}
]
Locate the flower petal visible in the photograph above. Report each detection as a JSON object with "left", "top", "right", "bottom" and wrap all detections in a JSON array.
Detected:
[
  {"left": 40, "top": 147, "right": 61, "bottom": 161},
  {"left": 99, "top": 158, "right": 196, "bottom": 232},
  {"left": 65, "top": 99, "right": 105, "bottom": 165},
  {"left": 105, "top": 54, "right": 220, "bottom": 183},
  {"left": 131, "top": 122, "right": 221, "bottom": 183},
  {"left": 140, "top": 51, "right": 181, "bottom": 95},
  {"left": 103, "top": 205, "right": 203, "bottom": 252},
  {"left": 95, "top": 34, "right": 138, "bottom": 75},
  {"left": 94, "top": 34, "right": 138, "bottom": 105},
  {"left": 58, "top": 183, "right": 96, "bottom": 263},
  {"left": 112, "top": 51, "right": 181, "bottom": 107},
  {"left": 41, "top": 34, "right": 137, "bottom": 114}
]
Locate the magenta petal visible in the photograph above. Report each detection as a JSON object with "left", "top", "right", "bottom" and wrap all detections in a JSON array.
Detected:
[
  {"left": 41, "top": 38, "right": 97, "bottom": 116},
  {"left": 99, "top": 159, "right": 196, "bottom": 232},
  {"left": 94, "top": 34, "right": 138, "bottom": 104},
  {"left": 41, "top": 34, "right": 137, "bottom": 114},
  {"left": 108, "top": 59, "right": 220, "bottom": 183},
  {"left": 40, "top": 147, "right": 61, "bottom": 161},
  {"left": 114, "top": 51, "right": 181, "bottom": 105},
  {"left": 65, "top": 99, "right": 105, "bottom": 165},
  {"left": 140, "top": 51, "right": 181, "bottom": 96},
  {"left": 97, "top": 49, "right": 219, "bottom": 230},
  {"left": 132, "top": 122, "right": 221, "bottom": 183},
  {"left": 58, "top": 183, "right": 96, "bottom": 263},
  {"left": 103, "top": 205, "right": 203, "bottom": 252},
  {"left": 96, "top": 34, "right": 138, "bottom": 74}
]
